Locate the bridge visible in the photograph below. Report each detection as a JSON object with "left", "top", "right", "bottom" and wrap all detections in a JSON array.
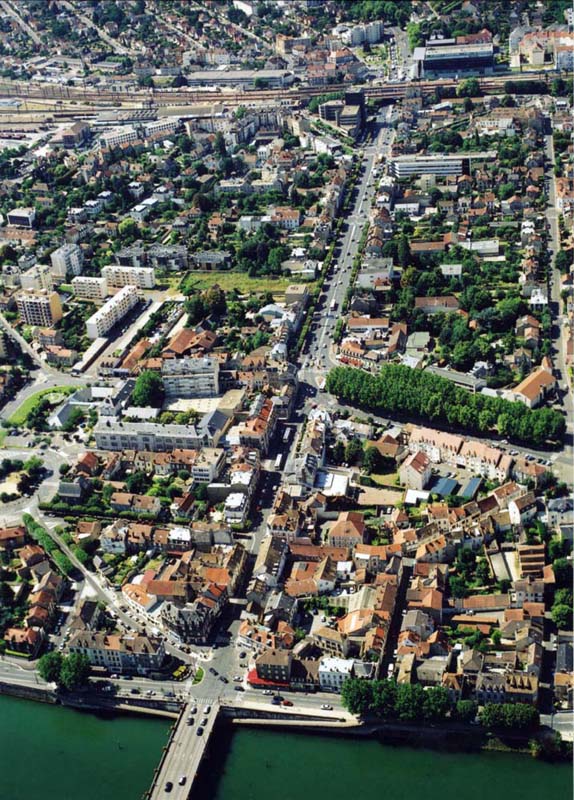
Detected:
[{"left": 146, "top": 699, "right": 219, "bottom": 800}]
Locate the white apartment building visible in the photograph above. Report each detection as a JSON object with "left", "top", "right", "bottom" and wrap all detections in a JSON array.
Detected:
[
  {"left": 99, "top": 126, "right": 140, "bottom": 150},
  {"left": 101, "top": 265, "right": 156, "bottom": 290},
  {"left": 72, "top": 275, "right": 108, "bottom": 302},
  {"left": 85, "top": 285, "right": 140, "bottom": 339},
  {"left": 50, "top": 243, "right": 84, "bottom": 279},
  {"left": 20, "top": 264, "right": 53, "bottom": 292},
  {"left": 162, "top": 357, "right": 220, "bottom": 398},
  {"left": 16, "top": 289, "right": 62, "bottom": 326},
  {"left": 318, "top": 657, "right": 354, "bottom": 692}
]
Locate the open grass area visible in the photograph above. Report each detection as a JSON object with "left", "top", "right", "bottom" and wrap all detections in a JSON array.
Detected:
[
  {"left": 371, "top": 471, "right": 400, "bottom": 487},
  {"left": 193, "top": 667, "right": 204, "bottom": 685},
  {"left": 9, "top": 385, "right": 77, "bottom": 426},
  {"left": 183, "top": 272, "right": 315, "bottom": 297}
]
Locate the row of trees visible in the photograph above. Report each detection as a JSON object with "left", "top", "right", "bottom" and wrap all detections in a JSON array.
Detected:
[
  {"left": 325, "top": 366, "right": 565, "bottom": 446},
  {"left": 341, "top": 678, "right": 539, "bottom": 731},
  {"left": 23, "top": 514, "right": 73, "bottom": 577},
  {"left": 37, "top": 651, "right": 91, "bottom": 692}
]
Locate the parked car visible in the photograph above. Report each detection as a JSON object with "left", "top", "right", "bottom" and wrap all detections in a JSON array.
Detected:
[
  {"left": 164, "top": 782, "right": 173, "bottom": 793},
  {"left": 321, "top": 704, "right": 333, "bottom": 711}
]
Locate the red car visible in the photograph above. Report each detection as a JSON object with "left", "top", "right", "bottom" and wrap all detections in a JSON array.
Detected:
[{"left": 282, "top": 700, "right": 293, "bottom": 707}]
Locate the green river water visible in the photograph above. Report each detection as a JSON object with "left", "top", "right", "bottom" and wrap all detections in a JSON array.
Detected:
[{"left": 0, "top": 696, "right": 571, "bottom": 800}]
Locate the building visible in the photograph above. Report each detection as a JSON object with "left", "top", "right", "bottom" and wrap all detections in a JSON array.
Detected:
[
  {"left": 68, "top": 631, "right": 165, "bottom": 675},
  {"left": 94, "top": 420, "right": 213, "bottom": 452},
  {"left": 85, "top": 286, "right": 140, "bottom": 339},
  {"left": 50, "top": 243, "right": 84, "bottom": 280},
  {"left": 389, "top": 152, "right": 495, "bottom": 178},
  {"left": 414, "top": 41, "right": 494, "bottom": 77},
  {"left": 162, "top": 357, "right": 220, "bottom": 398},
  {"left": 399, "top": 451, "right": 432, "bottom": 490},
  {"left": 255, "top": 649, "right": 292, "bottom": 683},
  {"left": 72, "top": 276, "right": 108, "bottom": 301},
  {"left": 20, "top": 264, "right": 53, "bottom": 292},
  {"left": 7, "top": 207, "right": 36, "bottom": 228},
  {"left": 101, "top": 265, "right": 156, "bottom": 290},
  {"left": 186, "top": 69, "right": 292, "bottom": 89},
  {"left": 318, "top": 656, "right": 354, "bottom": 692},
  {"left": 16, "top": 289, "right": 62, "bottom": 326}
]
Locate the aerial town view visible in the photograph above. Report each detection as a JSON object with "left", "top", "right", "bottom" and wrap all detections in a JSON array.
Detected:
[{"left": 0, "top": 0, "right": 572, "bottom": 798}]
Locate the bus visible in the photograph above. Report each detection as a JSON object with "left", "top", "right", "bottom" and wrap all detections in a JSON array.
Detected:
[
  {"left": 283, "top": 428, "right": 291, "bottom": 444},
  {"left": 274, "top": 453, "right": 283, "bottom": 470},
  {"left": 329, "top": 298, "right": 338, "bottom": 314}
]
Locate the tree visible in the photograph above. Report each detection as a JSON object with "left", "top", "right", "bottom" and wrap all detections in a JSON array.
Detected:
[
  {"left": 332, "top": 440, "right": 345, "bottom": 464},
  {"left": 479, "top": 702, "right": 539, "bottom": 731},
  {"left": 553, "top": 559, "right": 572, "bottom": 589},
  {"left": 131, "top": 371, "right": 165, "bottom": 408},
  {"left": 422, "top": 687, "right": 450, "bottom": 721},
  {"left": 449, "top": 576, "right": 468, "bottom": 599},
  {"left": 363, "top": 446, "right": 382, "bottom": 475},
  {"left": 344, "top": 438, "right": 363, "bottom": 465},
  {"left": 552, "top": 604, "right": 572, "bottom": 631},
  {"left": 38, "top": 652, "right": 63, "bottom": 684},
  {"left": 125, "top": 470, "right": 150, "bottom": 495},
  {"left": 0, "top": 582, "right": 13, "bottom": 607},
  {"left": 454, "top": 699, "right": 478, "bottom": 722},
  {"left": 59, "top": 652, "right": 91, "bottom": 691},
  {"left": 457, "top": 78, "right": 481, "bottom": 97},
  {"left": 341, "top": 678, "right": 372, "bottom": 716},
  {"left": 117, "top": 217, "right": 139, "bottom": 241},
  {"left": 397, "top": 234, "right": 411, "bottom": 268}
]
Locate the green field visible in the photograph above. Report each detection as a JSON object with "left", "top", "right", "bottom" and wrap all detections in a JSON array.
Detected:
[
  {"left": 9, "top": 386, "right": 78, "bottom": 426},
  {"left": 183, "top": 272, "right": 315, "bottom": 297}
]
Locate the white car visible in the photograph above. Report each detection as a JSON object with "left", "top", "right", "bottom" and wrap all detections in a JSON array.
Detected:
[
  {"left": 263, "top": 689, "right": 274, "bottom": 696},
  {"left": 321, "top": 704, "right": 333, "bottom": 711}
]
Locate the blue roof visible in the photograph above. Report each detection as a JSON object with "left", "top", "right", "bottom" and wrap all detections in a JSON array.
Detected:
[
  {"left": 459, "top": 477, "right": 482, "bottom": 499},
  {"left": 432, "top": 477, "right": 458, "bottom": 497}
]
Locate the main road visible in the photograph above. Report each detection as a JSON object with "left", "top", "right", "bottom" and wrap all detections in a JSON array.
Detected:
[{"left": 299, "top": 106, "right": 395, "bottom": 389}]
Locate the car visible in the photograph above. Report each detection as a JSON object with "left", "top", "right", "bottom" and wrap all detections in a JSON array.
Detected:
[
  {"left": 282, "top": 699, "right": 293, "bottom": 707},
  {"left": 219, "top": 676, "right": 229, "bottom": 684},
  {"left": 201, "top": 717, "right": 208, "bottom": 726},
  {"left": 263, "top": 689, "right": 274, "bottom": 696},
  {"left": 239, "top": 651, "right": 247, "bottom": 659},
  {"left": 179, "top": 776, "right": 187, "bottom": 786},
  {"left": 234, "top": 686, "right": 245, "bottom": 692},
  {"left": 272, "top": 695, "right": 283, "bottom": 705},
  {"left": 187, "top": 717, "right": 194, "bottom": 726},
  {"left": 321, "top": 704, "right": 333, "bottom": 711},
  {"left": 233, "top": 675, "right": 242, "bottom": 682},
  {"left": 203, "top": 705, "right": 211, "bottom": 714},
  {"left": 164, "top": 782, "right": 173, "bottom": 793},
  {"left": 130, "top": 688, "right": 141, "bottom": 694},
  {"left": 196, "top": 727, "right": 204, "bottom": 736},
  {"left": 190, "top": 706, "right": 198, "bottom": 714},
  {"left": 209, "top": 667, "right": 218, "bottom": 676}
]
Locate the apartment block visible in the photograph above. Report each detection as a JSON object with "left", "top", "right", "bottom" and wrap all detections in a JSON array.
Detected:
[
  {"left": 20, "top": 264, "right": 53, "bottom": 292},
  {"left": 16, "top": 289, "right": 63, "bottom": 326},
  {"left": 101, "top": 265, "right": 156, "bottom": 290},
  {"left": 50, "top": 243, "right": 84, "bottom": 279},
  {"left": 162, "top": 357, "right": 220, "bottom": 398},
  {"left": 85, "top": 285, "right": 140, "bottom": 339},
  {"left": 72, "top": 276, "right": 108, "bottom": 301}
]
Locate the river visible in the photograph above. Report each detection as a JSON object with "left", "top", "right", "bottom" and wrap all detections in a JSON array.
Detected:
[{"left": 0, "top": 697, "right": 571, "bottom": 800}]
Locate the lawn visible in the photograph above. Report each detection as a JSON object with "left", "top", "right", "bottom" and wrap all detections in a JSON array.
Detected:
[
  {"left": 371, "top": 471, "right": 400, "bottom": 487},
  {"left": 193, "top": 667, "right": 204, "bottom": 685},
  {"left": 182, "top": 272, "right": 315, "bottom": 297},
  {"left": 9, "top": 386, "right": 78, "bottom": 426}
]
